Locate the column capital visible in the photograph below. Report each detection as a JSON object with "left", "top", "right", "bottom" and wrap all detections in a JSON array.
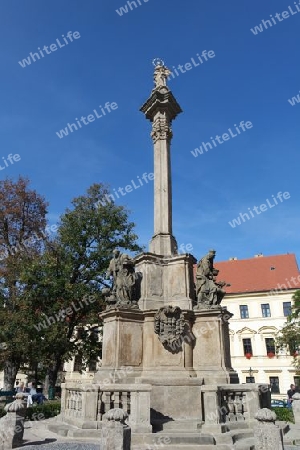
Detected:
[{"left": 140, "top": 86, "right": 182, "bottom": 123}]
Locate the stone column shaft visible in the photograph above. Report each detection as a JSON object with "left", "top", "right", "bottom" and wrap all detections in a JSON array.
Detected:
[
  {"left": 152, "top": 112, "right": 173, "bottom": 237},
  {"left": 140, "top": 84, "right": 182, "bottom": 256}
]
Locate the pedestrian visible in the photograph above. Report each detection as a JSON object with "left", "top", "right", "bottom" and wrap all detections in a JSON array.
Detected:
[
  {"left": 29, "top": 382, "right": 45, "bottom": 405},
  {"left": 287, "top": 384, "right": 296, "bottom": 407}
]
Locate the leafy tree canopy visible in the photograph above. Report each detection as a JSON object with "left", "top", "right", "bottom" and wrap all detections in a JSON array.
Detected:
[
  {"left": 20, "top": 183, "right": 142, "bottom": 385},
  {"left": 276, "top": 290, "right": 300, "bottom": 369}
]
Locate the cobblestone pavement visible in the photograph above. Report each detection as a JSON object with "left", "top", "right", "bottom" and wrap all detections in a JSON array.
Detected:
[{"left": 15, "top": 419, "right": 101, "bottom": 449}]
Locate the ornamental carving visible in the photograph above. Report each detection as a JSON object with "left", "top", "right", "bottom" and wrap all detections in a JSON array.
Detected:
[
  {"left": 151, "top": 115, "right": 173, "bottom": 143},
  {"left": 154, "top": 305, "right": 185, "bottom": 349}
]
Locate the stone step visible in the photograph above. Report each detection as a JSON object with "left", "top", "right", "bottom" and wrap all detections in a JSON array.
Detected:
[
  {"left": 132, "top": 440, "right": 254, "bottom": 450},
  {"left": 47, "top": 423, "right": 102, "bottom": 439},
  {"left": 234, "top": 437, "right": 254, "bottom": 450},
  {"left": 132, "top": 432, "right": 215, "bottom": 446},
  {"left": 132, "top": 446, "right": 235, "bottom": 450}
]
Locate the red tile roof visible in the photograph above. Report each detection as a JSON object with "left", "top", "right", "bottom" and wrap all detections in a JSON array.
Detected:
[{"left": 196, "top": 254, "right": 300, "bottom": 294}]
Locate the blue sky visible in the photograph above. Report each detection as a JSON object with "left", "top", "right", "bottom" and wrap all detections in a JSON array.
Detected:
[{"left": 1, "top": 0, "right": 300, "bottom": 264}]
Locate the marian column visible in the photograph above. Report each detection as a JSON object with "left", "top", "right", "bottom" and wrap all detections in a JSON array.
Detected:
[
  {"left": 140, "top": 63, "right": 182, "bottom": 256},
  {"left": 136, "top": 62, "right": 196, "bottom": 310}
]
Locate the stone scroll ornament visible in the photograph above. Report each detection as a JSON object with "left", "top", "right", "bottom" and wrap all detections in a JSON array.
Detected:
[{"left": 154, "top": 306, "right": 185, "bottom": 349}]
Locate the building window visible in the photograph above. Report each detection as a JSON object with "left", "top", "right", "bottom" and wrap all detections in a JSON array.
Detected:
[
  {"left": 294, "top": 376, "right": 300, "bottom": 388},
  {"left": 239, "top": 305, "right": 249, "bottom": 319},
  {"left": 243, "top": 338, "right": 253, "bottom": 355},
  {"left": 265, "top": 338, "right": 275, "bottom": 355},
  {"left": 283, "top": 302, "right": 292, "bottom": 317},
  {"left": 269, "top": 376, "right": 280, "bottom": 393},
  {"left": 261, "top": 303, "right": 271, "bottom": 318},
  {"left": 246, "top": 376, "right": 255, "bottom": 383}
]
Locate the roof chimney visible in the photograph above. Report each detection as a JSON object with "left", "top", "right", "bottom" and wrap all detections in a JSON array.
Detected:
[
  {"left": 254, "top": 253, "right": 263, "bottom": 258},
  {"left": 229, "top": 257, "right": 238, "bottom": 261}
]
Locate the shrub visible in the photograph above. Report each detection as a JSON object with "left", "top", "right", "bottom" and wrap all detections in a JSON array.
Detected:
[
  {"left": 272, "top": 407, "right": 294, "bottom": 423},
  {"left": 25, "top": 401, "right": 61, "bottom": 421}
]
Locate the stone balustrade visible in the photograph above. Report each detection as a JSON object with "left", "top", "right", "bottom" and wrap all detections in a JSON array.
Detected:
[
  {"left": 65, "top": 389, "right": 83, "bottom": 418},
  {"left": 202, "top": 383, "right": 270, "bottom": 428},
  {"left": 61, "top": 382, "right": 152, "bottom": 432}
]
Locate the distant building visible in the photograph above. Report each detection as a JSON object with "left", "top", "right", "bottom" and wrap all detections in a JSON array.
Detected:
[{"left": 214, "top": 253, "right": 300, "bottom": 398}]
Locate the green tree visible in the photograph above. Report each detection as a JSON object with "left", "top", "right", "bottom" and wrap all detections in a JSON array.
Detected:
[
  {"left": 0, "top": 177, "right": 48, "bottom": 390},
  {"left": 22, "top": 183, "right": 142, "bottom": 387},
  {"left": 276, "top": 290, "right": 300, "bottom": 368}
]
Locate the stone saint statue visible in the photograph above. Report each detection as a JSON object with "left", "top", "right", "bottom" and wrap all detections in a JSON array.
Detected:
[
  {"left": 195, "top": 250, "right": 228, "bottom": 309},
  {"left": 103, "top": 249, "right": 140, "bottom": 309},
  {"left": 153, "top": 64, "right": 171, "bottom": 88}
]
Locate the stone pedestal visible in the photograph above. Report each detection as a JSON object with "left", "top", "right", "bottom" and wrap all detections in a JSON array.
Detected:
[
  {"left": 135, "top": 252, "right": 196, "bottom": 311},
  {"left": 95, "top": 308, "right": 144, "bottom": 383},
  {"left": 254, "top": 408, "right": 284, "bottom": 450},
  {"left": 93, "top": 302, "right": 239, "bottom": 431},
  {"left": 101, "top": 409, "right": 131, "bottom": 450},
  {"left": 138, "top": 377, "right": 203, "bottom": 431},
  {"left": 192, "top": 308, "right": 238, "bottom": 384},
  {"left": 292, "top": 393, "right": 300, "bottom": 424},
  {"left": 98, "top": 307, "right": 197, "bottom": 380},
  {"left": 0, "top": 399, "right": 27, "bottom": 449}
]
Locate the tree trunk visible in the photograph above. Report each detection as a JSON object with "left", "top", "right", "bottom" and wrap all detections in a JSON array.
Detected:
[
  {"left": 3, "top": 359, "right": 20, "bottom": 391},
  {"left": 47, "top": 358, "right": 62, "bottom": 388}
]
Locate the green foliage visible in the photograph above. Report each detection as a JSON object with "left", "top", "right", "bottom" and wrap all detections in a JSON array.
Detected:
[
  {"left": 25, "top": 401, "right": 61, "bottom": 420},
  {"left": 271, "top": 407, "right": 294, "bottom": 423},
  {"left": 276, "top": 291, "right": 300, "bottom": 370},
  {"left": 0, "top": 401, "right": 61, "bottom": 420},
  {"left": 0, "top": 180, "right": 142, "bottom": 389},
  {"left": 0, "top": 177, "right": 48, "bottom": 389},
  {"left": 20, "top": 183, "right": 142, "bottom": 383}
]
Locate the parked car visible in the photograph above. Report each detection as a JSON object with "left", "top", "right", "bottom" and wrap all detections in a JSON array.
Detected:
[{"left": 271, "top": 399, "right": 287, "bottom": 408}]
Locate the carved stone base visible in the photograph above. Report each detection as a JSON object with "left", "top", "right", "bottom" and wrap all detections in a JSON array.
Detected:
[
  {"left": 137, "top": 377, "right": 203, "bottom": 432},
  {"left": 95, "top": 308, "right": 144, "bottom": 381},
  {"left": 149, "top": 233, "right": 178, "bottom": 256},
  {"left": 134, "top": 252, "right": 196, "bottom": 311},
  {"left": 192, "top": 308, "right": 238, "bottom": 384}
]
